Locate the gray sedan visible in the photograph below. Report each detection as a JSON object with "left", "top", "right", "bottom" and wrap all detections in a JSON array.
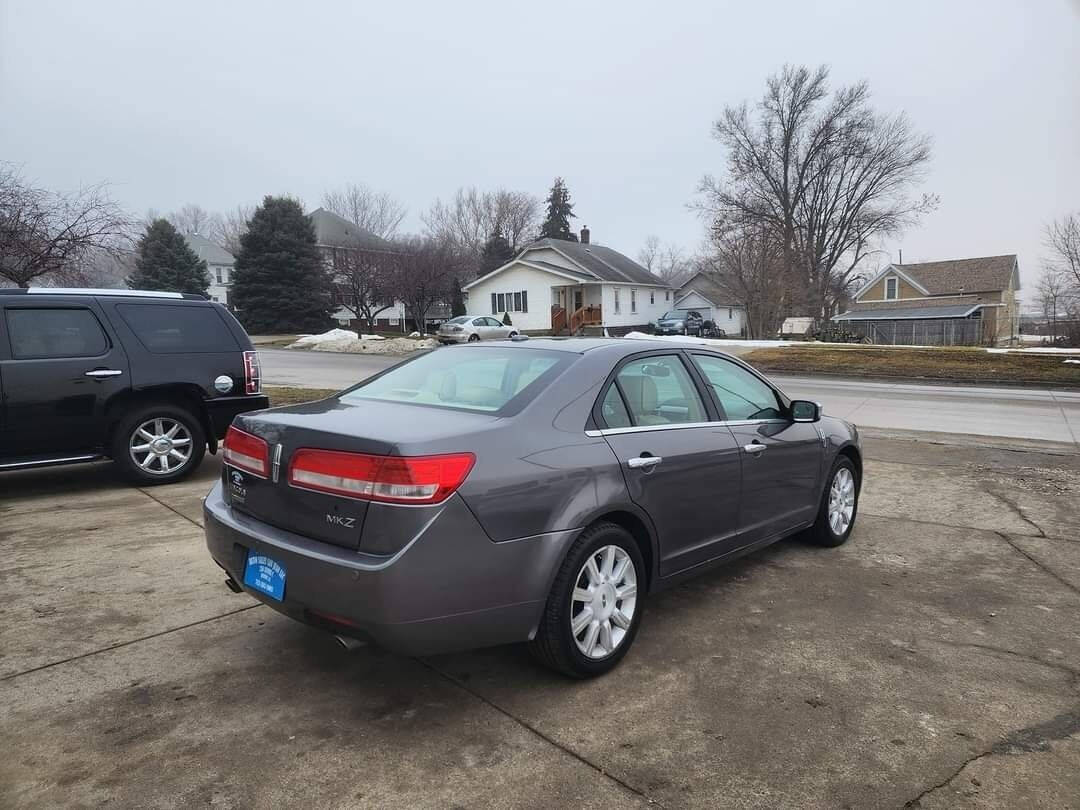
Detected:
[
  {"left": 205, "top": 338, "right": 861, "bottom": 677},
  {"left": 437, "top": 315, "right": 518, "bottom": 343}
]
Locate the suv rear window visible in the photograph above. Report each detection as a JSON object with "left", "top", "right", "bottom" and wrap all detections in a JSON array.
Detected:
[
  {"left": 339, "top": 346, "right": 572, "bottom": 414},
  {"left": 116, "top": 303, "right": 239, "bottom": 353}
]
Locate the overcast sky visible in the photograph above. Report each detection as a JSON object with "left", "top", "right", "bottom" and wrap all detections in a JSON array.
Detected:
[{"left": 2, "top": 1, "right": 1078, "bottom": 302}]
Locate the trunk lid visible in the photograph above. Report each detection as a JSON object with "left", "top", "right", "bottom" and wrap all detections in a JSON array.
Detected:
[{"left": 223, "top": 397, "right": 496, "bottom": 549}]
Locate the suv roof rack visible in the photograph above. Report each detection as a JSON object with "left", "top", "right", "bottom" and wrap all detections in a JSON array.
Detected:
[{"left": 0, "top": 288, "right": 207, "bottom": 300}]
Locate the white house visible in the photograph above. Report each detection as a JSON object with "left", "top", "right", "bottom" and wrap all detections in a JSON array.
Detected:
[
  {"left": 185, "top": 233, "right": 235, "bottom": 306},
  {"left": 462, "top": 229, "right": 676, "bottom": 334},
  {"left": 673, "top": 270, "right": 746, "bottom": 335}
]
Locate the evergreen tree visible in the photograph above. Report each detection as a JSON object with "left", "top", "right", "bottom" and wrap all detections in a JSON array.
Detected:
[
  {"left": 479, "top": 231, "right": 515, "bottom": 275},
  {"left": 231, "top": 196, "right": 330, "bottom": 333},
  {"left": 539, "top": 177, "right": 577, "bottom": 242},
  {"left": 127, "top": 218, "right": 209, "bottom": 296}
]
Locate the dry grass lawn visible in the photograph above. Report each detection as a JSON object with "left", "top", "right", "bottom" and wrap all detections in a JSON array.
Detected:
[
  {"left": 743, "top": 346, "right": 1080, "bottom": 386},
  {"left": 263, "top": 386, "right": 339, "bottom": 406}
]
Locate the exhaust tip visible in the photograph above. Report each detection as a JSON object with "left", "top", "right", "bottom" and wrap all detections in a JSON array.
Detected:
[{"left": 334, "top": 634, "right": 367, "bottom": 653}]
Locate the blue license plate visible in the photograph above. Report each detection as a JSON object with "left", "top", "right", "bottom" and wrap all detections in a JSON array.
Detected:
[{"left": 243, "top": 549, "right": 286, "bottom": 601}]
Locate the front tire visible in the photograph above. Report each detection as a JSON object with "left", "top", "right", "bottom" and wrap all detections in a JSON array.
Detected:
[
  {"left": 529, "top": 522, "right": 645, "bottom": 678},
  {"left": 806, "top": 456, "right": 859, "bottom": 546},
  {"left": 111, "top": 403, "right": 206, "bottom": 486}
]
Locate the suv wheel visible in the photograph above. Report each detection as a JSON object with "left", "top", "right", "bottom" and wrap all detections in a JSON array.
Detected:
[
  {"left": 112, "top": 403, "right": 206, "bottom": 486},
  {"left": 529, "top": 522, "right": 645, "bottom": 678}
]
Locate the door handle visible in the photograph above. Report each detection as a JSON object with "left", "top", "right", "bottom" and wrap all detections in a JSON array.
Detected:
[
  {"left": 84, "top": 369, "right": 123, "bottom": 378},
  {"left": 743, "top": 442, "right": 767, "bottom": 456},
  {"left": 627, "top": 455, "right": 662, "bottom": 470}
]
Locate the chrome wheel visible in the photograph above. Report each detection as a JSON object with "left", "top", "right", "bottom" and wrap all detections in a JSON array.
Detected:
[
  {"left": 828, "top": 467, "right": 855, "bottom": 536},
  {"left": 129, "top": 417, "right": 193, "bottom": 476},
  {"left": 570, "top": 544, "right": 638, "bottom": 659}
]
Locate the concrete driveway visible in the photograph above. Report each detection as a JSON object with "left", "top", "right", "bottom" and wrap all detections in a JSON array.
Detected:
[{"left": 2, "top": 435, "right": 1079, "bottom": 808}]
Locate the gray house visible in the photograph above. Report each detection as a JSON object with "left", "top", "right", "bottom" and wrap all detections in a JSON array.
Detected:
[{"left": 184, "top": 233, "right": 236, "bottom": 306}]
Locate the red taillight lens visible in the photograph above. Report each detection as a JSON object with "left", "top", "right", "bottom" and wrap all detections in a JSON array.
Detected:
[
  {"left": 223, "top": 426, "right": 270, "bottom": 478},
  {"left": 243, "top": 350, "right": 261, "bottom": 394},
  {"left": 288, "top": 450, "right": 475, "bottom": 504}
]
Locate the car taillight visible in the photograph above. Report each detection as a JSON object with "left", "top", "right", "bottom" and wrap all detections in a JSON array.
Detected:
[
  {"left": 223, "top": 426, "right": 270, "bottom": 478},
  {"left": 288, "top": 450, "right": 475, "bottom": 504},
  {"left": 243, "top": 350, "right": 261, "bottom": 394}
]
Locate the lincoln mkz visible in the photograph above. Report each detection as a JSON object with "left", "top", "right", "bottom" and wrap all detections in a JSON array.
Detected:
[{"left": 205, "top": 338, "right": 861, "bottom": 677}]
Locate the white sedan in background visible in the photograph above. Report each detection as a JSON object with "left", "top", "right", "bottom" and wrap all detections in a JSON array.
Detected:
[{"left": 437, "top": 316, "right": 519, "bottom": 344}]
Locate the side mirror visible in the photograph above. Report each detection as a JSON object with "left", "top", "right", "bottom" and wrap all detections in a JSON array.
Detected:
[{"left": 790, "top": 400, "right": 821, "bottom": 423}]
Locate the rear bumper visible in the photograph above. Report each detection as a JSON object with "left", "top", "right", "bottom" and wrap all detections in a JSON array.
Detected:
[
  {"left": 203, "top": 482, "right": 574, "bottom": 655},
  {"left": 437, "top": 333, "right": 470, "bottom": 344},
  {"left": 205, "top": 394, "right": 271, "bottom": 438}
]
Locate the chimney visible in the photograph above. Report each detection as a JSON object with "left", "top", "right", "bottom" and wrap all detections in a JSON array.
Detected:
[{"left": 580, "top": 226, "right": 590, "bottom": 244}]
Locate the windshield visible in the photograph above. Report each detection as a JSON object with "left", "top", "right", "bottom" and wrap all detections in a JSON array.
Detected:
[
  {"left": 662, "top": 310, "right": 692, "bottom": 320},
  {"left": 339, "top": 346, "right": 573, "bottom": 414}
]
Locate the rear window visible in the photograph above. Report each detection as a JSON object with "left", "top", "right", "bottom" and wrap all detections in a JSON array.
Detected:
[
  {"left": 339, "top": 346, "right": 573, "bottom": 414},
  {"left": 116, "top": 303, "right": 239, "bottom": 353}
]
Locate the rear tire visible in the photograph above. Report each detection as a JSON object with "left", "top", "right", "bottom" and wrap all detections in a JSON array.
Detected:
[
  {"left": 468, "top": 333, "right": 480, "bottom": 342},
  {"left": 806, "top": 456, "right": 859, "bottom": 547},
  {"left": 111, "top": 402, "right": 206, "bottom": 486},
  {"left": 529, "top": 522, "right": 645, "bottom": 678}
]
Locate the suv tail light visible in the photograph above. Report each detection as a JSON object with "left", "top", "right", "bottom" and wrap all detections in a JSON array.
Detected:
[
  {"left": 223, "top": 426, "right": 270, "bottom": 478},
  {"left": 288, "top": 450, "right": 475, "bottom": 504},
  {"left": 243, "top": 350, "right": 261, "bottom": 394}
]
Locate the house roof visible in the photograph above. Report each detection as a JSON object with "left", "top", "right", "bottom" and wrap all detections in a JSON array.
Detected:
[
  {"left": 676, "top": 271, "right": 738, "bottom": 307},
  {"left": 834, "top": 303, "right": 984, "bottom": 321},
  {"left": 184, "top": 233, "right": 235, "bottom": 266},
  {"left": 462, "top": 238, "right": 671, "bottom": 291},
  {"left": 528, "top": 238, "right": 670, "bottom": 286},
  {"left": 308, "top": 208, "right": 394, "bottom": 252},
  {"left": 856, "top": 254, "right": 1019, "bottom": 299}
]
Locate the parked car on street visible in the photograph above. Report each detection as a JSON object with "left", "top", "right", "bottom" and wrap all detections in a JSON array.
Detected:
[
  {"left": 0, "top": 288, "right": 270, "bottom": 484},
  {"left": 654, "top": 309, "right": 703, "bottom": 336},
  {"left": 206, "top": 338, "right": 861, "bottom": 677},
  {"left": 437, "top": 315, "right": 518, "bottom": 344}
]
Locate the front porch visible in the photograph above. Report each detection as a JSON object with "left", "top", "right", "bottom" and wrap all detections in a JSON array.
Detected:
[{"left": 550, "top": 284, "right": 602, "bottom": 335}]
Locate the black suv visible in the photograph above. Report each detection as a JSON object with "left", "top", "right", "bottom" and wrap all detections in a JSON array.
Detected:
[{"left": 0, "top": 288, "right": 270, "bottom": 484}]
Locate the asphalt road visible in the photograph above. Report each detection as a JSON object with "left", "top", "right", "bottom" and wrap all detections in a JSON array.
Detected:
[{"left": 259, "top": 348, "right": 1080, "bottom": 446}]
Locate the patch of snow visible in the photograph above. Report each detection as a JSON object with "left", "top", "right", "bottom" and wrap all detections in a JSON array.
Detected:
[
  {"left": 409, "top": 331, "right": 422, "bottom": 338},
  {"left": 1065, "top": 359, "right": 1080, "bottom": 365},
  {"left": 289, "top": 328, "right": 358, "bottom": 348},
  {"left": 287, "top": 329, "right": 420, "bottom": 354},
  {"left": 988, "top": 347, "right": 1080, "bottom": 355}
]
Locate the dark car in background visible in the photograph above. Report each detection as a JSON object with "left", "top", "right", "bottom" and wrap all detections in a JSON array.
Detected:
[
  {"left": 0, "top": 288, "right": 270, "bottom": 484},
  {"left": 205, "top": 338, "right": 861, "bottom": 677},
  {"left": 654, "top": 309, "right": 703, "bottom": 336}
]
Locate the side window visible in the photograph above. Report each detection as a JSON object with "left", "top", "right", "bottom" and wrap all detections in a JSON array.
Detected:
[
  {"left": 7, "top": 308, "right": 108, "bottom": 359},
  {"left": 600, "top": 384, "right": 632, "bottom": 428},
  {"left": 691, "top": 354, "right": 783, "bottom": 421},
  {"left": 486, "top": 317, "right": 503, "bottom": 327},
  {"left": 612, "top": 354, "right": 707, "bottom": 426},
  {"left": 472, "top": 318, "right": 486, "bottom": 326},
  {"left": 116, "top": 304, "right": 238, "bottom": 353}
]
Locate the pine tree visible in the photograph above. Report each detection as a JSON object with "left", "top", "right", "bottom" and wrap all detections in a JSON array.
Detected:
[
  {"left": 231, "top": 196, "right": 331, "bottom": 333},
  {"left": 479, "top": 231, "right": 515, "bottom": 275},
  {"left": 539, "top": 177, "right": 577, "bottom": 242},
  {"left": 449, "top": 278, "right": 466, "bottom": 316},
  {"left": 127, "top": 219, "right": 209, "bottom": 296}
]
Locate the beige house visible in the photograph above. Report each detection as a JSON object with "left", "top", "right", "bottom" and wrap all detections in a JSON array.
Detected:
[{"left": 834, "top": 255, "right": 1020, "bottom": 346}]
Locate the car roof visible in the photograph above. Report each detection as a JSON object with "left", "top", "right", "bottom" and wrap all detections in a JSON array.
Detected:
[
  {"left": 0, "top": 288, "right": 208, "bottom": 301},
  {"left": 475, "top": 336, "right": 737, "bottom": 357}
]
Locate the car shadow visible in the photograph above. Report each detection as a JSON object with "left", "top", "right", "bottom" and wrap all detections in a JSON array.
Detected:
[{"left": 0, "top": 453, "right": 223, "bottom": 500}]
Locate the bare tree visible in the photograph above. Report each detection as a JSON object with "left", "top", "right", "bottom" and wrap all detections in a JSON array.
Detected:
[
  {"left": 168, "top": 203, "right": 222, "bottom": 237},
  {"left": 703, "top": 226, "right": 786, "bottom": 338},
  {"left": 698, "top": 64, "right": 937, "bottom": 319},
  {"left": 0, "top": 163, "right": 133, "bottom": 288},
  {"left": 637, "top": 235, "right": 661, "bottom": 273},
  {"left": 1035, "top": 266, "right": 1070, "bottom": 343},
  {"left": 323, "top": 183, "right": 407, "bottom": 240},
  {"left": 330, "top": 245, "right": 399, "bottom": 328},
  {"left": 422, "top": 187, "right": 541, "bottom": 274},
  {"left": 1045, "top": 213, "right": 1080, "bottom": 287},
  {"left": 211, "top": 204, "right": 251, "bottom": 256},
  {"left": 637, "top": 235, "right": 690, "bottom": 282},
  {"left": 387, "top": 237, "right": 459, "bottom": 333}
]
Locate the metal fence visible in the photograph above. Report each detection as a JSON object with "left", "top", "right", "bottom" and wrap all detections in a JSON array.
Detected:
[{"left": 848, "top": 318, "right": 988, "bottom": 347}]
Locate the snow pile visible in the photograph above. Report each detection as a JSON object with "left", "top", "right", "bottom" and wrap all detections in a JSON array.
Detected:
[
  {"left": 287, "top": 329, "right": 427, "bottom": 355},
  {"left": 1065, "top": 359, "right": 1080, "bottom": 365},
  {"left": 986, "top": 347, "right": 1080, "bottom": 355}
]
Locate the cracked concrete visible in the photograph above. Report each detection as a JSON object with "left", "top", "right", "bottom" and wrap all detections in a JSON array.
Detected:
[{"left": 2, "top": 434, "right": 1080, "bottom": 808}]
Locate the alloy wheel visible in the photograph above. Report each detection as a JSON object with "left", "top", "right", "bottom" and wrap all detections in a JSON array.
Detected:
[
  {"left": 129, "top": 417, "right": 193, "bottom": 476},
  {"left": 828, "top": 467, "right": 855, "bottom": 536},
  {"left": 570, "top": 544, "right": 638, "bottom": 659}
]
